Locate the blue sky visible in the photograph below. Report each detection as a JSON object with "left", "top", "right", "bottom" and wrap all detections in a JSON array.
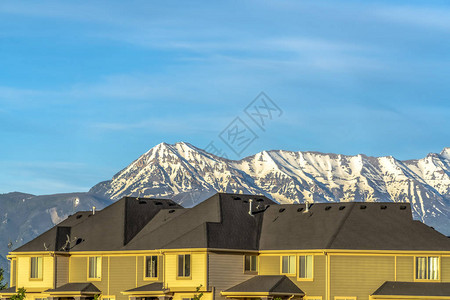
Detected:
[{"left": 1, "top": 0, "right": 449, "bottom": 195}]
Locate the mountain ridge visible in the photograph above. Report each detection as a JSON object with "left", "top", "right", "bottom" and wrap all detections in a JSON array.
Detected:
[
  {"left": 1, "top": 142, "right": 449, "bottom": 282},
  {"left": 89, "top": 142, "right": 450, "bottom": 236}
]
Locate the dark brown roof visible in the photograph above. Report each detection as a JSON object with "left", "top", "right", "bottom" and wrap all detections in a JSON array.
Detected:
[
  {"left": 14, "top": 197, "right": 182, "bottom": 252},
  {"left": 259, "top": 202, "right": 450, "bottom": 251},
  {"left": 124, "top": 193, "right": 274, "bottom": 251},
  {"left": 0, "top": 286, "right": 16, "bottom": 294},
  {"left": 45, "top": 283, "right": 100, "bottom": 294},
  {"left": 11, "top": 193, "right": 450, "bottom": 253},
  {"left": 372, "top": 281, "right": 450, "bottom": 296},
  {"left": 124, "top": 282, "right": 165, "bottom": 293},
  {"left": 223, "top": 275, "right": 304, "bottom": 295}
]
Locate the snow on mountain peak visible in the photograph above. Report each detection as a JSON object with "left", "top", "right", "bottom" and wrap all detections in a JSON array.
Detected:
[
  {"left": 89, "top": 143, "right": 450, "bottom": 233},
  {"left": 441, "top": 147, "right": 450, "bottom": 160}
]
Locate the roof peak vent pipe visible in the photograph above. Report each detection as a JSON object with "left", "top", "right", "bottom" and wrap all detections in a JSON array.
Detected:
[
  {"left": 92, "top": 206, "right": 96, "bottom": 215},
  {"left": 248, "top": 199, "right": 253, "bottom": 216},
  {"left": 304, "top": 201, "right": 310, "bottom": 213}
]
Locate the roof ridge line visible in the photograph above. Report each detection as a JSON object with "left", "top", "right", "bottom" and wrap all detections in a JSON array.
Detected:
[
  {"left": 325, "top": 202, "right": 356, "bottom": 249},
  {"left": 269, "top": 275, "right": 287, "bottom": 292}
]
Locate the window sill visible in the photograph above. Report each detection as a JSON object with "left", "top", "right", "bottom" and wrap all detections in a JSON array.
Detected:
[
  {"left": 244, "top": 271, "right": 258, "bottom": 275},
  {"left": 88, "top": 277, "right": 102, "bottom": 281},
  {"left": 29, "top": 278, "right": 43, "bottom": 281},
  {"left": 143, "top": 277, "right": 159, "bottom": 281},
  {"left": 414, "top": 279, "right": 440, "bottom": 282},
  {"left": 297, "top": 277, "right": 314, "bottom": 282}
]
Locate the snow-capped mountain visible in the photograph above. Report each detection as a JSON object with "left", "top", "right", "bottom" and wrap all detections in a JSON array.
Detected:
[
  {"left": 1, "top": 142, "right": 449, "bottom": 280},
  {"left": 90, "top": 142, "right": 450, "bottom": 235}
]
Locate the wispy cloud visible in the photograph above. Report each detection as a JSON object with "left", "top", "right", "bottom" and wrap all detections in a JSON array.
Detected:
[{"left": 374, "top": 5, "right": 450, "bottom": 31}]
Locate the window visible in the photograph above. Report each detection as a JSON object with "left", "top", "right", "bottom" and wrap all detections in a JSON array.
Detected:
[
  {"left": 88, "top": 256, "right": 102, "bottom": 279},
  {"left": 30, "top": 257, "right": 43, "bottom": 279},
  {"left": 281, "top": 255, "right": 296, "bottom": 274},
  {"left": 244, "top": 255, "right": 258, "bottom": 272},
  {"left": 145, "top": 256, "right": 158, "bottom": 278},
  {"left": 178, "top": 254, "right": 191, "bottom": 277},
  {"left": 416, "top": 256, "right": 439, "bottom": 280},
  {"left": 299, "top": 255, "right": 313, "bottom": 279}
]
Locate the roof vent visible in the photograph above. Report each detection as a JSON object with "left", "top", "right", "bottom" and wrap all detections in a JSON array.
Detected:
[
  {"left": 279, "top": 208, "right": 285, "bottom": 213},
  {"left": 297, "top": 207, "right": 304, "bottom": 212},
  {"left": 154, "top": 201, "right": 163, "bottom": 206},
  {"left": 76, "top": 214, "right": 83, "bottom": 219},
  {"left": 400, "top": 205, "right": 407, "bottom": 210},
  {"left": 92, "top": 206, "right": 96, "bottom": 215},
  {"left": 304, "top": 201, "right": 312, "bottom": 213},
  {"left": 233, "top": 196, "right": 241, "bottom": 200},
  {"left": 381, "top": 205, "right": 387, "bottom": 210},
  {"left": 360, "top": 205, "right": 367, "bottom": 209},
  {"left": 339, "top": 206, "right": 345, "bottom": 210},
  {"left": 249, "top": 199, "right": 253, "bottom": 216},
  {"left": 169, "top": 209, "right": 175, "bottom": 213},
  {"left": 325, "top": 206, "right": 331, "bottom": 211}
]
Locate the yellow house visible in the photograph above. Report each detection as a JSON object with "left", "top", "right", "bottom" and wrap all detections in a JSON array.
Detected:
[{"left": 1, "top": 193, "right": 450, "bottom": 300}]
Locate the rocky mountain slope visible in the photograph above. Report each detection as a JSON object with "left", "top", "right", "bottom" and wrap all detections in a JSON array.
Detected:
[
  {"left": 0, "top": 192, "right": 111, "bottom": 282},
  {"left": 90, "top": 142, "right": 450, "bottom": 235}
]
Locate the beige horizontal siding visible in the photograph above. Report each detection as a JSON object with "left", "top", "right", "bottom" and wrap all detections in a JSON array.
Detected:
[
  {"left": 259, "top": 255, "right": 280, "bottom": 275},
  {"left": 330, "top": 255, "right": 394, "bottom": 300},
  {"left": 55, "top": 256, "right": 69, "bottom": 287},
  {"left": 442, "top": 257, "right": 450, "bottom": 282},
  {"left": 208, "top": 253, "right": 256, "bottom": 300},
  {"left": 109, "top": 256, "right": 136, "bottom": 300},
  {"left": 395, "top": 256, "right": 413, "bottom": 282}
]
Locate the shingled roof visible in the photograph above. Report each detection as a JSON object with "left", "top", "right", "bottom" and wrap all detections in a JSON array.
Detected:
[
  {"left": 124, "top": 193, "right": 275, "bottom": 250},
  {"left": 14, "top": 197, "right": 182, "bottom": 252},
  {"left": 222, "top": 275, "right": 304, "bottom": 295},
  {"left": 45, "top": 282, "right": 100, "bottom": 294},
  {"left": 11, "top": 193, "right": 450, "bottom": 253},
  {"left": 259, "top": 202, "right": 450, "bottom": 251},
  {"left": 123, "top": 282, "right": 165, "bottom": 293},
  {"left": 372, "top": 281, "right": 450, "bottom": 297},
  {"left": 0, "top": 286, "right": 16, "bottom": 294}
]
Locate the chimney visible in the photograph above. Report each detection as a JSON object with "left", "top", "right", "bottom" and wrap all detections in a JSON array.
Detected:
[
  {"left": 92, "top": 206, "right": 96, "bottom": 215},
  {"left": 248, "top": 199, "right": 253, "bottom": 216}
]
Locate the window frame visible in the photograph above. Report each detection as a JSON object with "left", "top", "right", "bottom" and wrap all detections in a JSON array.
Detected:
[
  {"left": 87, "top": 256, "right": 102, "bottom": 280},
  {"left": 304, "top": 297, "right": 322, "bottom": 300},
  {"left": 243, "top": 254, "right": 258, "bottom": 273},
  {"left": 177, "top": 254, "right": 192, "bottom": 279},
  {"left": 298, "top": 255, "right": 314, "bottom": 281},
  {"left": 334, "top": 297, "right": 357, "bottom": 300},
  {"left": 414, "top": 255, "right": 440, "bottom": 281},
  {"left": 280, "top": 255, "right": 296, "bottom": 275},
  {"left": 29, "top": 256, "right": 43, "bottom": 280},
  {"left": 144, "top": 255, "right": 159, "bottom": 280}
]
